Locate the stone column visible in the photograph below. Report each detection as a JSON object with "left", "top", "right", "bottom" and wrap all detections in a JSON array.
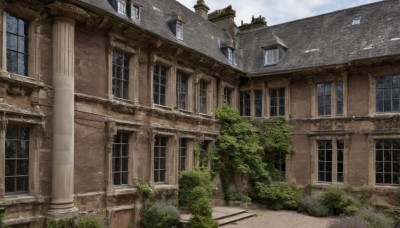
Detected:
[{"left": 49, "top": 16, "right": 77, "bottom": 215}]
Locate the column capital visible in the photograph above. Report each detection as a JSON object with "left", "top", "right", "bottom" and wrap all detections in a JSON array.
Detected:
[{"left": 47, "top": 1, "right": 89, "bottom": 22}]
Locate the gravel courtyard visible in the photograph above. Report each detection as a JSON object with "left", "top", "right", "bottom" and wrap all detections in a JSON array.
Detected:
[{"left": 223, "top": 209, "right": 335, "bottom": 228}]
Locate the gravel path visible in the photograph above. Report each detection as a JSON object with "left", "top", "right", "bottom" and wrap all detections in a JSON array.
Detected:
[{"left": 223, "top": 209, "right": 335, "bottom": 228}]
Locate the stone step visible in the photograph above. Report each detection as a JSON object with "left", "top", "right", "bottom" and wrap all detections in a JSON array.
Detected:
[
  {"left": 217, "top": 212, "right": 255, "bottom": 226},
  {"left": 212, "top": 207, "right": 247, "bottom": 220}
]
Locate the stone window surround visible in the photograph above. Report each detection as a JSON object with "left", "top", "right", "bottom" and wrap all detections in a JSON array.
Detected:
[
  {"left": 177, "top": 134, "right": 196, "bottom": 173},
  {"left": 368, "top": 70, "right": 400, "bottom": 116},
  {"left": 150, "top": 55, "right": 197, "bottom": 113},
  {"left": 239, "top": 83, "right": 264, "bottom": 117},
  {"left": 107, "top": 33, "right": 139, "bottom": 104},
  {"left": 195, "top": 74, "right": 215, "bottom": 117},
  {"left": 310, "top": 72, "right": 348, "bottom": 118},
  {"left": 0, "top": 2, "right": 42, "bottom": 83},
  {"left": 309, "top": 134, "right": 350, "bottom": 185},
  {"left": 193, "top": 137, "right": 215, "bottom": 169},
  {"left": 265, "top": 80, "right": 291, "bottom": 119},
  {"left": 218, "top": 82, "right": 237, "bottom": 108},
  {"left": 0, "top": 117, "right": 43, "bottom": 200},
  {"left": 367, "top": 133, "right": 400, "bottom": 187},
  {"left": 105, "top": 121, "right": 139, "bottom": 195}
]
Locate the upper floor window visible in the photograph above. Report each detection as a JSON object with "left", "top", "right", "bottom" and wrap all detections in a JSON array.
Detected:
[
  {"left": 176, "top": 71, "right": 187, "bottom": 110},
  {"left": 264, "top": 48, "right": 279, "bottom": 66},
  {"left": 5, "top": 125, "right": 29, "bottom": 194},
  {"left": 199, "top": 80, "right": 208, "bottom": 114},
  {"left": 376, "top": 75, "right": 399, "bottom": 113},
  {"left": 316, "top": 81, "right": 343, "bottom": 117},
  {"left": 117, "top": 0, "right": 126, "bottom": 15},
  {"left": 240, "top": 91, "right": 251, "bottom": 116},
  {"left": 375, "top": 140, "right": 399, "bottom": 185},
  {"left": 254, "top": 90, "right": 263, "bottom": 117},
  {"left": 154, "top": 137, "right": 167, "bottom": 183},
  {"left": 352, "top": 16, "right": 362, "bottom": 25},
  {"left": 153, "top": 64, "right": 167, "bottom": 106},
  {"left": 112, "top": 132, "right": 129, "bottom": 185},
  {"left": 270, "top": 88, "right": 285, "bottom": 116},
  {"left": 223, "top": 88, "right": 232, "bottom": 105},
  {"left": 112, "top": 50, "right": 130, "bottom": 99},
  {"left": 6, "top": 13, "right": 28, "bottom": 76}
]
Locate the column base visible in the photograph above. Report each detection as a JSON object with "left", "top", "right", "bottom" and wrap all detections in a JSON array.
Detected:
[{"left": 46, "top": 206, "right": 78, "bottom": 219}]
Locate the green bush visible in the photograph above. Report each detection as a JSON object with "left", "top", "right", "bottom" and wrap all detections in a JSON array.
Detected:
[
  {"left": 178, "top": 169, "right": 213, "bottom": 207},
  {"left": 76, "top": 216, "right": 101, "bottom": 228},
  {"left": 187, "top": 187, "right": 212, "bottom": 217},
  {"left": 188, "top": 215, "right": 218, "bottom": 228},
  {"left": 298, "top": 196, "right": 329, "bottom": 217},
  {"left": 46, "top": 218, "right": 75, "bottom": 228},
  {"left": 0, "top": 208, "right": 5, "bottom": 228},
  {"left": 359, "top": 185, "right": 374, "bottom": 205},
  {"left": 224, "top": 186, "right": 251, "bottom": 203},
  {"left": 356, "top": 207, "right": 394, "bottom": 228},
  {"left": 141, "top": 203, "right": 180, "bottom": 228},
  {"left": 318, "top": 185, "right": 358, "bottom": 215},
  {"left": 255, "top": 181, "right": 301, "bottom": 210},
  {"left": 136, "top": 180, "right": 156, "bottom": 202}
]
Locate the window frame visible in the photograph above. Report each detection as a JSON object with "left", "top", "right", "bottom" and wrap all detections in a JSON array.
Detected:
[
  {"left": 199, "top": 79, "right": 208, "bottom": 114},
  {"left": 178, "top": 138, "right": 187, "bottom": 172},
  {"left": 0, "top": 121, "right": 41, "bottom": 198},
  {"left": 254, "top": 90, "right": 263, "bottom": 117},
  {"left": 269, "top": 87, "right": 286, "bottom": 117},
  {"left": 311, "top": 74, "right": 347, "bottom": 118},
  {"left": 375, "top": 75, "right": 400, "bottom": 114},
  {"left": 176, "top": 21, "right": 183, "bottom": 40},
  {"left": 153, "top": 63, "right": 168, "bottom": 106},
  {"left": 176, "top": 71, "right": 188, "bottom": 110},
  {"left": 112, "top": 50, "right": 130, "bottom": 100},
  {"left": 264, "top": 48, "right": 279, "bottom": 66},
  {"left": 310, "top": 135, "right": 349, "bottom": 185},
  {"left": 374, "top": 139, "right": 400, "bottom": 186},
  {"left": 117, "top": 0, "right": 127, "bottom": 15},
  {"left": 107, "top": 33, "right": 139, "bottom": 103},
  {"left": 131, "top": 4, "right": 140, "bottom": 21},
  {"left": 1, "top": 4, "right": 41, "bottom": 81},
  {"left": 112, "top": 131, "right": 130, "bottom": 186},
  {"left": 239, "top": 91, "right": 251, "bottom": 116}
]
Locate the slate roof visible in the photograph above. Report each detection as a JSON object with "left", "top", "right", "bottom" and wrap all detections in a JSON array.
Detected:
[
  {"left": 76, "top": 0, "right": 400, "bottom": 75},
  {"left": 77, "top": 0, "right": 236, "bottom": 68},
  {"left": 238, "top": 0, "right": 400, "bottom": 75}
]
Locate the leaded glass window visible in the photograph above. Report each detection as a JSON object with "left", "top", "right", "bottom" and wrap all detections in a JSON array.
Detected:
[
  {"left": 375, "top": 140, "right": 400, "bottom": 185},
  {"left": 239, "top": 91, "right": 251, "bottom": 116},
  {"left": 270, "top": 88, "right": 285, "bottom": 116},
  {"left": 154, "top": 137, "right": 167, "bottom": 183},
  {"left": 113, "top": 132, "right": 129, "bottom": 185},
  {"left": 6, "top": 13, "right": 28, "bottom": 76},
  {"left": 176, "top": 71, "right": 187, "bottom": 110},
  {"left": 153, "top": 64, "right": 167, "bottom": 105},
  {"left": 376, "top": 75, "right": 400, "bottom": 113},
  {"left": 112, "top": 50, "right": 130, "bottom": 99}
]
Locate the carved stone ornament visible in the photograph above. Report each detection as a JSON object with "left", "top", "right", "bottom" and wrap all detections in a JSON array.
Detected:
[
  {"left": 105, "top": 121, "right": 117, "bottom": 154},
  {"left": 7, "top": 86, "right": 26, "bottom": 96},
  {"left": 47, "top": 2, "right": 90, "bottom": 22}
]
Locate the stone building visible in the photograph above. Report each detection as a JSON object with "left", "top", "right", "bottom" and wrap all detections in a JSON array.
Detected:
[{"left": 0, "top": 0, "right": 399, "bottom": 227}]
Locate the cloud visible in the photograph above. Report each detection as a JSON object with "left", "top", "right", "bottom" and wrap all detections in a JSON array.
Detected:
[{"left": 176, "top": 0, "right": 381, "bottom": 25}]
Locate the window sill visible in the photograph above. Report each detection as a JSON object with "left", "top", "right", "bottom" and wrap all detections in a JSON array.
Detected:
[
  {"left": 370, "top": 113, "right": 400, "bottom": 117},
  {"left": 154, "top": 184, "right": 178, "bottom": 191},
  {"left": 112, "top": 97, "right": 137, "bottom": 105},
  {"left": 107, "top": 186, "right": 138, "bottom": 196},
  {"left": 153, "top": 104, "right": 173, "bottom": 111},
  {"left": 0, "top": 194, "right": 36, "bottom": 205},
  {"left": 199, "top": 113, "right": 212, "bottom": 119},
  {"left": 175, "top": 109, "right": 194, "bottom": 115},
  {"left": 312, "top": 182, "right": 345, "bottom": 188}
]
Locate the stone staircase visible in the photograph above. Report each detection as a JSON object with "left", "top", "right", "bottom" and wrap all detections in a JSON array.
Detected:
[{"left": 180, "top": 206, "right": 255, "bottom": 226}]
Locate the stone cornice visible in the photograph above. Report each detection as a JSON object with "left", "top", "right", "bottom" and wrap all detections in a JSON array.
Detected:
[{"left": 46, "top": 1, "right": 90, "bottom": 22}]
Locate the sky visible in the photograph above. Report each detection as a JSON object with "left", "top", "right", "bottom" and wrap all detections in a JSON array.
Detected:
[{"left": 176, "top": 0, "right": 382, "bottom": 26}]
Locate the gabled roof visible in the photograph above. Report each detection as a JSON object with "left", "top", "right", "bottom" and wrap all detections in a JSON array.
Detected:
[
  {"left": 238, "top": 0, "right": 400, "bottom": 74},
  {"left": 78, "top": 0, "right": 237, "bottom": 68}
]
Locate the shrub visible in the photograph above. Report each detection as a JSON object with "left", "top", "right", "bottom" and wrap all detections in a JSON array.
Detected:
[
  {"left": 46, "top": 218, "right": 75, "bottom": 228},
  {"left": 359, "top": 185, "right": 374, "bottom": 205},
  {"left": 76, "top": 216, "right": 102, "bottom": 228},
  {"left": 0, "top": 208, "right": 5, "bottom": 228},
  {"left": 187, "top": 187, "right": 212, "bottom": 217},
  {"left": 328, "top": 217, "right": 368, "bottom": 228},
  {"left": 318, "top": 185, "right": 358, "bottom": 215},
  {"left": 141, "top": 203, "right": 180, "bottom": 228},
  {"left": 298, "top": 196, "right": 329, "bottom": 217},
  {"left": 255, "top": 181, "right": 301, "bottom": 210},
  {"left": 224, "top": 186, "right": 251, "bottom": 203},
  {"left": 356, "top": 207, "right": 394, "bottom": 228},
  {"left": 136, "top": 180, "right": 156, "bottom": 203},
  {"left": 179, "top": 170, "right": 213, "bottom": 208},
  {"left": 188, "top": 215, "right": 218, "bottom": 228}
]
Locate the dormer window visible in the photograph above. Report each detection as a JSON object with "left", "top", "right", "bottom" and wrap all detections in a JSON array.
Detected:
[
  {"left": 131, "top": 4, "right": 140, "bottom": 20},
  {"left": 221, "top": 46, "right": 236, "bottom": 65},
  {"left": 176, "top": 21, "right": 183, "bottom": 40},
  {"left": 117, "top": 0, "right": 126, "bottom": 15},
  {"left": 227, "top": 48, "right": 233, "bottom": 63},
  {"left": 264, "top": 48, "right": 279, "bottom": 66}
]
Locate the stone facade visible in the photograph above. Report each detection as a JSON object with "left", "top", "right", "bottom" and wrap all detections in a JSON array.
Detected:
[{"left": 0, "top": 0, "right": 399, "bottom": 227}]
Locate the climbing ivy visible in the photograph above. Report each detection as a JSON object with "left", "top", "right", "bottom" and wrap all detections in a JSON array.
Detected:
[{"left": 213, "top": 104, "right": 294, "bottom": 198}]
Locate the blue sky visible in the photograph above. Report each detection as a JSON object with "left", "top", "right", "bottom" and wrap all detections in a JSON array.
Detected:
[{"left": 176, "top": 0, "right": 382, "bottom": 25}]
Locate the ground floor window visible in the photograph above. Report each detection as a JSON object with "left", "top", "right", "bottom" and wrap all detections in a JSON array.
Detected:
[
  {"left": 179, "top": 138, "right": 187, "bottom": 172},
  {"left": 375, "top": 140, "right": 400, "bottom": 185},
  {"left": 154, "top": 137, "right": 167, "bottom": 183},
  {"left": 317, "top": 140, "right": 344, "bottom": 183},
  {"left": 112, "top": 132, "right": 129, "bottom": 185},
  {"left": 274, "top": 151, "right": 286, "bottom": 178},
  {"left": 5, "top": 125, "right": 29, "bottom": 194}
]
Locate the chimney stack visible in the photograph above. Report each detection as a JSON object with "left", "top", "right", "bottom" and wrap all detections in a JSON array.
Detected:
[{"left": 194, "top": 0, "right": 210, "bottom": 20}]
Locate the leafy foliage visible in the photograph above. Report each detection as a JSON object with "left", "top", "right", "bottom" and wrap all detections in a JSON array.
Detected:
[
  {"left": 356, "top": 207, "right": 394, "bottom": 228},
  {"left": 359, "top": 185, "right": 374, "bottom": 206},
  {"left": 298, "top": 196, "right": 329, "bottom": 217},
  {"left": 188, "top": 215, "right": 218, "bottom": 228},
  {"left": 0, "top": 208, "right": 5, "bottom": 228},
  {"left": 135, "top": 180, "right": 156, "bottom": 205},
  {"left": 76, "top": 216, "right": 102, "bottom": 228},
  {"left": 141, "top": 203, "right": 180, "bottom": 228},
  {"left": 46, "top": 218, "right": 75, "bottom": 228},
  {"left": 255, "top": 181, "right": 301, "bottom": 210},
  {"left": 318, "top": 185, "right": 358, "bottom": 216}
]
